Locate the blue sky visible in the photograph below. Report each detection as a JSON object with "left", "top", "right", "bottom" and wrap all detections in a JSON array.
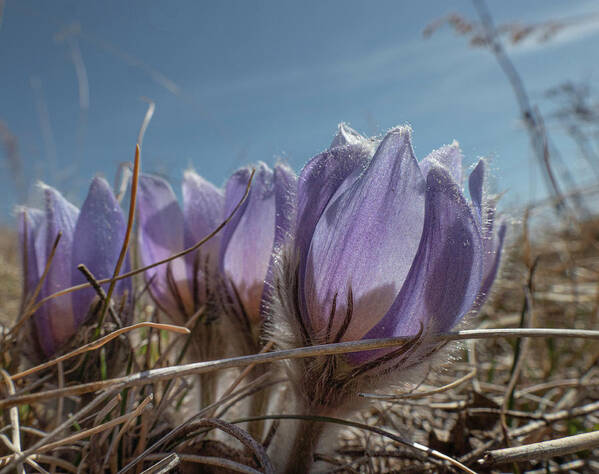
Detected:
[{"left": 1, "top": 0, "right": 599, "bottom": 222}]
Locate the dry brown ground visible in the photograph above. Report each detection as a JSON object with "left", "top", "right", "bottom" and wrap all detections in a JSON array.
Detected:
[{"left": 0, "top": 227, "right": 20, "bottom": 328}]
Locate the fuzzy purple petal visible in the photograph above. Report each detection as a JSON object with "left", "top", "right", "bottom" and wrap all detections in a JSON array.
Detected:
[
  {"left": 39, "top": 185, "right": 79, "bottom": 355},
  {"left": 473, "top": 218, "right": 507, "bottom": 310},
  {"left": 261, "top": 163, "right": 298, "bottom": 315},
  {"left": 420, "top": 141, "right": 462, "bottom": 184},
  {"left": 182, "top": 170, "right": 224, "bottom": 309},
  {"left": 183, "top": 170, "right": 224, "bottom": 255},
  {"left": 272, "top": 163, "right": 297, "bottom": 250},
  {"left": 71, "top": 177, "right": 129, "bottom": 326},
  {"left": 352, "top": 165, "right": 483, "bottom": 364},
  {"left": 296, "top": 142, "right": 374, "bottom": 265},
  {"left": 220, "top": 163, "right": 276, "bottom": 322},
  {"left": 469, "top": 159, "right": 485, "bottom": 222},
  {"left": 137, "top": 174, "right": 193, "bottom": 322},
  {"left": 304, "top": 127, "right": 426, "bottom": 340},
  {"left": 17, "top": 208, "right": 44, "bottom": 301}
]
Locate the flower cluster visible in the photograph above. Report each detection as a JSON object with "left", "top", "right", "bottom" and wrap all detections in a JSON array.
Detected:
[
  {"left": 15, "top": 123, "right": 505, "bottom": 471},
  {"left": 136, "top": 163, "right": 295, "bottom": 351},
  {"left": 18, "top": 122, "right": 505, "bottom": 382}
]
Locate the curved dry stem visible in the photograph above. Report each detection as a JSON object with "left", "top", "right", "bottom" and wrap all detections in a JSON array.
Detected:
[
  {"left": 232, "top": 414, "right": 476, "bottom": 474},
  {"left": 2, "top": 328, "right": 599, "bottom": 410},
  {"left": 361, "top": 368, "right": 477, "bottom": 400},
  {"left": 10, "top": 322, "right": 189, "bottom": 381},
  {"left": 481, "top": 430, "right": 599, "bottom": 466},
  {"left": 96, "top": 143, "right": 140, "bottom": 331},
  {"left": 144, "top": 453, "right": 262, "bottom": 474}
]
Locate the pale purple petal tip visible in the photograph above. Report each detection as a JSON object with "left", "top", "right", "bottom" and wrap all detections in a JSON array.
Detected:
[
  {"left": 71, "top": 177, "right": 129, "bottom": 325},
  {"left": 17, "top": 208, "right": 44, "bottom": 300},
  {"left": 18, "top": 208, "right": 55, "bottom": 356},
  {"left": 474, "top": 218, "right": 507, "bottom": 310},
  {"left": 137, "top": 174, "right": 192, "bottom": 321},
  {"left": 273, "top": 163, "right": 297, "bottom": 250},
  {"left": 469, "top": 158, "right": 486, "bottom": 221},
  {"left": 261, "top": 163, "right": 298, "bottom": 316},
  {"left": 40, "top": 185, "right": 79, "bottom": 354},
  {"left": 305, "top": 127, "right": 426, "bottom": 340},
  {"left": 420, "top": 141, "right": 463, "bottom": 184},
  {"left": 182, "top": 170, "right": 224, "bottom": 309},
  {"left": 183, "top": 170, "right": 224, "bottom": 254},
  {"left": 221, "top": 163, "right": 276, "bottom": 322}
]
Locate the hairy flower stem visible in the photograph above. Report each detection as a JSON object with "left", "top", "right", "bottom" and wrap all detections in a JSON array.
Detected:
[
  {"left": 199, "top": 372, "right": 216, "bottom": 409},
  {"left": 192, "top": 322, "right": 222, "bottom": 409},
  {"left": 247, "top": 368, "right": 272, "bottom": 441},
  {"left": 283, "top": 413, "right": 326, "bottom": 474}
]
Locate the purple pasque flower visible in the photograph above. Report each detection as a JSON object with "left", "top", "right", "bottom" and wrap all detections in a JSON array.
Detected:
[
  {"left": 271, "top": 124, "right": 506, "bottom": 406},
  {"left": 18, "top": 178, "right": 131, "bottom": 357},
  {"left": 219, "top": 162, "right": 296, "bottom": 328},
  {"left": 137, "top": 170, "right": 224, "bottom": 325}
]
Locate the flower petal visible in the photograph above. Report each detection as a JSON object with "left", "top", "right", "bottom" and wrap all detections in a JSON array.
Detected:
[
  {"left": 272, "top": 163, "right": 297, "bottom": 250},
  {"left": 183, "top": 170, "right": 224, "bottom": 254},
  {"left": 137, "top": 174, "right": 192, "bottom": 322},
  {"left": 39, "top": 185, "right": 79, "bottom": 355},
  {"left": 17, "top": 208, "right": 44, "bottom": 302},
  {"left": 474, "top": 217, "right": 507, "bottom": 310},
  {"left": 356, "top": 165, "right": 483, "bottom": 363},
  {"left": 419, "top": 141, "right": 463, "bottom": 184},
  {"left": 304, "top": 127, "right": 426, "bottom": 340},
  {"left": 71, "top": 177, "right": 129, "bottom": 325},
  {"left": 296, "top": 142, "right": 373, "bottom": 269},
  {"left": 261, "top": 162, "right": 297, "bottom": 315},
  {"left": 469, "top": 159, "right": 485, "bottom": 222},
  {"left": 182, "top": 170, "right": 224, "bottom": 308},
  {"left": 220, "top": 163, "right": 276, "bottom": 322}
]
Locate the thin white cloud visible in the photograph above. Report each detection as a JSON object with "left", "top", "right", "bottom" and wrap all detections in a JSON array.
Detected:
[{"left": 193, "top": 35, "right": 468, "bottom": 99}]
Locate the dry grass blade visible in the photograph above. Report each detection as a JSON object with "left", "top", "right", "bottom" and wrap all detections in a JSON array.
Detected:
[
  {"left": 96, "top": 142, "right": 140, "bottom": 331},
  {"left": 0, "top": 395, "right": 153, "bottom": 469},
  {"left": 120, "top": 373, "right": 275, "bottom": 473},
  {"left": 204, "top": 340, "right": 275, "bottom": 418},
  {"left": 361, "top": 369, "right": 477, "bottom": 400},
  {"left": 77, "top": 263, "right": 122, "bottom": 326},
  {"left": 510, "top": 399, "right": 599, "bottom": 438},
  {"left": 140, "top": 453, "right": 179, "bottom": 474},
  {"left": 2, "top": 328, "right": 599, "bottom": 410},
  {"left": 10, "top": 321, "right": 190, "bottom": 380},
  {"left": 92, "top": 393, "right": 122, "bottom": 425},
  {"left": 481, "top": 430, "right": 599, "bottom": 465},
  {"left": 137, "top": 99, "right": 155, "bottom": 147},
  {"left": 0, "top": 389, "right": 119, "bottom": 474},
  {"left": 0, "top": 369, "right": 24, "bottom": 474},
  {"left": 102, "top": 395, "right": 154, "bottom": 469}
]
